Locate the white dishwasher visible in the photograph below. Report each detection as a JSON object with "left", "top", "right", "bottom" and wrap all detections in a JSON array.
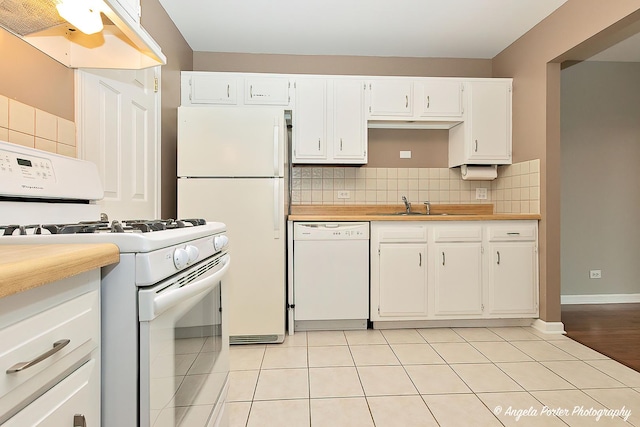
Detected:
[{"left": 293, "top": 222, "right": 369, "bottom": 331}]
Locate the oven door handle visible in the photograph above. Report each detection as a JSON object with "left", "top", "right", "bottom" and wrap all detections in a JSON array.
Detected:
[{"left": 147, "top": 255, "right": 231, "bottom": 320}]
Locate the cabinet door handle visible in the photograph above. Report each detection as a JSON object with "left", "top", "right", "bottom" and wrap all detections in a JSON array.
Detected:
[
  {"left": 419, "top": 252, "right": 422, "bottom": 266},
  {"left": 250, "top": 84, "right": 253, "bottom": 98},
  {"left": 426, "top": 95, "right": 430, "bottom": 108},
  {"left": 497, "top": 251, "right": 501, "bottom": 265},
  {"left": 442, "top": 252, "right": 446, "bottom": 266},
  {"left": 318, "top": 139, "right": 321, "bottom": 151},
  {"left": 227, "top": 84, "right": 230, "bottom": 98},
  {"left": 74, "top": 414, "right": 87, "bottom": 427},
  {"left": 340, "top": 138, "right": 343, "bottom": 151},
  {"left": 474, "top": 140, "right": 478, "bottom": 152},
  {"left": 6, "top": 339, "right": 70, "bottom": 373},
  {"left": 405, "top": 95, "right": 409, "bottom": 108}
]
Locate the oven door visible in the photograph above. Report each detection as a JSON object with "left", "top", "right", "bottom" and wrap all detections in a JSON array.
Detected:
[{"left": 138, "top": 253, "right": 230, "bottom": 427}]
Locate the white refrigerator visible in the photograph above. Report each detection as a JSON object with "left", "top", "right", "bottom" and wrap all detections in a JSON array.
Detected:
[{"left": 177, "top": 106, "right": 286, "bottom": 344}]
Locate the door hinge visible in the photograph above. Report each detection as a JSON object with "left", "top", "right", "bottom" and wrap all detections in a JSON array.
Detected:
[
  {"left": 378, "top": 248, "right": 380, "bottom": 256},
  {"left": 481, "top": 246, "right": 484, "bottom": 254},
  {"left": 154, "top": 77, "right": 159, "bottom": 93},
  {"left": 481, "top": 304, "right": 485, "bottom": 312}
]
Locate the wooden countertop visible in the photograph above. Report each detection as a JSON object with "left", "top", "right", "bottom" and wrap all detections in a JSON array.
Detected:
[
  {"left": 288, "top": 204, "right": 541, "bottom": 222},
  {"left": 0, "top": 244, "right": 120, "bottom": 299}
]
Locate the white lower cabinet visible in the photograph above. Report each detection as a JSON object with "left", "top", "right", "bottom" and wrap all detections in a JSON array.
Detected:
[
  {"left": 486, "top": 223, "right": 539, "bottom": 317},
  {"left": 370, "top": 220, "right": 538, "bottom": 323},
  {"left": 378, "top": 243, "right": 427, "bottom": 317},
  {"left": 0, "top": 271, "right": 100, "bottom": 426},
  {"left": 433, "top": 242, "right": 483, "bottom": 317}
]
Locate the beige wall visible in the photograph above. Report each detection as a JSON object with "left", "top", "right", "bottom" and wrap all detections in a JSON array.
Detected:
[
  {"left": 194, "top": 52, "right": 492, "bottom": 77},
  {"left": 141, "top": 0, "right": 194, "bottom": 218},
  {"left": 561, "top": 61, "right": 640, "bottom": 297},
  {"left": 367, "top": 129, "right": 448, "bottom": 168},
  {"left": 0, "top": 28, "right": 74, "bottom": 121},
  {"left": 493, "top": 0, "right": 640, "bottom": 322}
]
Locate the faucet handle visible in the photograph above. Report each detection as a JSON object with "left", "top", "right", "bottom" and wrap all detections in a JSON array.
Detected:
[{"left": 423, "top": 201, "right": 431, "bottom": 215}]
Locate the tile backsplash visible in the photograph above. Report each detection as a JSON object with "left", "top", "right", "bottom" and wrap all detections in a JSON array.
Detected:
[
  {"left": 291, "top": 159, "right": 540, "bottom": 214},
  {"left": 0, "top": 94, "right": 76, "bottom": 158}
]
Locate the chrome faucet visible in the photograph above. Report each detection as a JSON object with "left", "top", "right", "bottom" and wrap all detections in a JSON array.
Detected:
[
  {"left": 424, "top": 201, "right": 431, "bottom": 215},
  {"left": 402, "top": 196, "right": 411, "bottom": 213}
]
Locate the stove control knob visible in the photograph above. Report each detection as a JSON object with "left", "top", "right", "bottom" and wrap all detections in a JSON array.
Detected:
[
  {"left": 214, "top": 235, "right": 229, "bottom": 251},
  {"left": 185, "top": 245, "right": 199, "bottom": 264},
  {"left": 173, "top": 248, "right": 189, "bottom": 270}
]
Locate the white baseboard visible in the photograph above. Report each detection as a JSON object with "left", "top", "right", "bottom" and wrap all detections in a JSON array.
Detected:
[
  {"left": 531, "top": 319, "right": 566, "bottom": 335},
  {"left": 561, "top": 293, "right": 640, "bottom": 305}
]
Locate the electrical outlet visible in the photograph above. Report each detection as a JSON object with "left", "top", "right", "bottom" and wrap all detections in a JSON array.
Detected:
[
  {"left": 400, "top": 150, "right": 412, "bottom": 159},
  {"left": 589, "top": 269, "right": 602, "bottom": 279},
  {"left": 337, "top": 190, "right": 350, "bottom": 199},
  {"left": 476, "top": 188, "right": 488, "bottom": 200}
]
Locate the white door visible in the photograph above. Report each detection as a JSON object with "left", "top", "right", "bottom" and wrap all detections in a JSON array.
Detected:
[
  {"left": 378, "top": 243, "right": 427, "bottom": 317},
  {"left": 177, "top": 178, "right": 285, "bottom": 339},
  {"left": 77, "top": 68, "right": 160, "bottom": 219},
  {"left": 487, "top": 242, "right": 538, "bottom": 316},
  {"left": 368, "top": 80, "right": 413, "bottom": 117},
  {"left": 293, "top": 78, "right": 327, "bottom": 161},
  {"left": 433, "top": 243, "right": 483, "bottom": 316},
  {"left": 332, "top": 79, "right": 366, "bottom": 161},
  {"left": 177, "top": 107, "right": 285, "bottom": 177}
]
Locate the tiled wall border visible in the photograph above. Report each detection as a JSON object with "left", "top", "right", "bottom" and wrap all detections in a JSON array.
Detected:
[
  {"left": 291, "top": 159, "right": 540, "bottom": 214},
  {"left": 0, "top": 94, "right": 76, "bottom": 158}
]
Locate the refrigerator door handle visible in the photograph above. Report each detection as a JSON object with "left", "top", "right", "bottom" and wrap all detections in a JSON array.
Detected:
[
  {"left": 273, "top": 178, "right": 281, "bottom": 239},
  {"left": 273, "top": 124, "right": 280, "bottom": 177}
]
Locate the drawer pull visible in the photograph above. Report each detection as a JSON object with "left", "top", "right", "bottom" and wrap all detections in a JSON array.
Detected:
[
  {"left": 6, "top": 339, "right": 70, "bottom": 374},
  {"left": 507, "top": 232, "right": 521, "bottom": 236}
]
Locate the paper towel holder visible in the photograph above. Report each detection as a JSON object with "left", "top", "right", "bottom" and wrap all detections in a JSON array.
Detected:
[{"left": 460, "top": 165, "right": 498, "bottom": 181}]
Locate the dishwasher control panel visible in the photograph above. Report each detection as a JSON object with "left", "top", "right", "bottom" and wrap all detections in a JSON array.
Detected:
[{"left": 293, "top": 222, "right": 369, "bottom": 240}]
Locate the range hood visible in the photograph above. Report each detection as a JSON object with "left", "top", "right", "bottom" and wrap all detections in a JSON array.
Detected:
[{"left": 0, "top": 0, "right": 166, "bottom": 69}]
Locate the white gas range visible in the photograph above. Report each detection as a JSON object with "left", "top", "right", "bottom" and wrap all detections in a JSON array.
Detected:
[{"left": 0, "top": 140, "right": 231, "bottom": 427}]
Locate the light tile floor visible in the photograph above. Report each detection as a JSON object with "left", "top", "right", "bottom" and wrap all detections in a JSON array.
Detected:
[{"left": 226, "top": 327, "right": 640, "bottom": 426}]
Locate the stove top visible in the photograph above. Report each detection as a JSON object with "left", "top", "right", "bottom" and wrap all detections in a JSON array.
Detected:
[{"left": 1, "top": 218, "right": 208, "bottom": 236}]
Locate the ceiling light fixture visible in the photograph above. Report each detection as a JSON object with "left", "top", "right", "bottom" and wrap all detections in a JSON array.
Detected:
[{"left": 56, "top": 0, "right": 104, "bottom": 35}]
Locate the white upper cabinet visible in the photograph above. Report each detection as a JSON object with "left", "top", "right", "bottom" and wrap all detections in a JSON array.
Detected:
[
  {"left": 367, "top": 78, "right": 464, "bottom": 125},
  {"left": 293, "top": 78, "right": 327, "bottom": 161},
  {"left": 244, "top": 77, "right": 291, "bottom": 105},
  {"left": 186, "top": 74, "right": 238, "bottom": 105},
  {"left": 332, "top": 79, "right": 367, "bottom": 162},
  {"left": 292, "top": 77, "right": 367, "bottom": 164},
  {"left": 181, "top": 72, "right": 291, "bottom": 107},
  {"left": 449, "top": 79, "right": 512, "bottom": 167},
  {"left": 367, "top": 79, "right": 414, "bottom": 117},
  {"left": 417, "top": 80, "right": 463, "bottom": 117}
]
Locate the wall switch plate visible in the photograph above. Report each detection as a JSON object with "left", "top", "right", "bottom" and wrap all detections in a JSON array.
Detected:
[
  {"left": 476, "top": 188, "right": 488, "bottom": 200},
  {"left": 589, "top": 269, "right": 602, "bottom": 279},
  {"left": 337, "top": 190, "right": 350, "bottom": 199},
  {"left": 400, "top": 150, "right": 412, "bottom": 159}
]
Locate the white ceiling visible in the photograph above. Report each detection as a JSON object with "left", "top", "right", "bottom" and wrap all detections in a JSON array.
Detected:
[{"left": 158, "top": 0, "right": 569, "bottom": 59}]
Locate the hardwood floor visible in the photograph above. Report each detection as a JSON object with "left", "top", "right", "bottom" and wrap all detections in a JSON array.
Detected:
[{"left": 562, "top": 303, "right": 640, "bottom": 372}]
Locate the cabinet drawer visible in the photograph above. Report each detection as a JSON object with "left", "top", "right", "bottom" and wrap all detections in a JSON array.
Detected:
[
  {"left": 375, "top": 226, "right": 427, "bottom": 243},
  {"left": 0, "top": 290, "right": 99, "bottom": 421},
  {"left": 488, "top": 224, "right": 537, "bottom": 241},
  {"left": 433, "top": 225, "right": 482, "bottom": 242},
  {"left": 3, "top": 359, "right": 98, "bottom": 427}
]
